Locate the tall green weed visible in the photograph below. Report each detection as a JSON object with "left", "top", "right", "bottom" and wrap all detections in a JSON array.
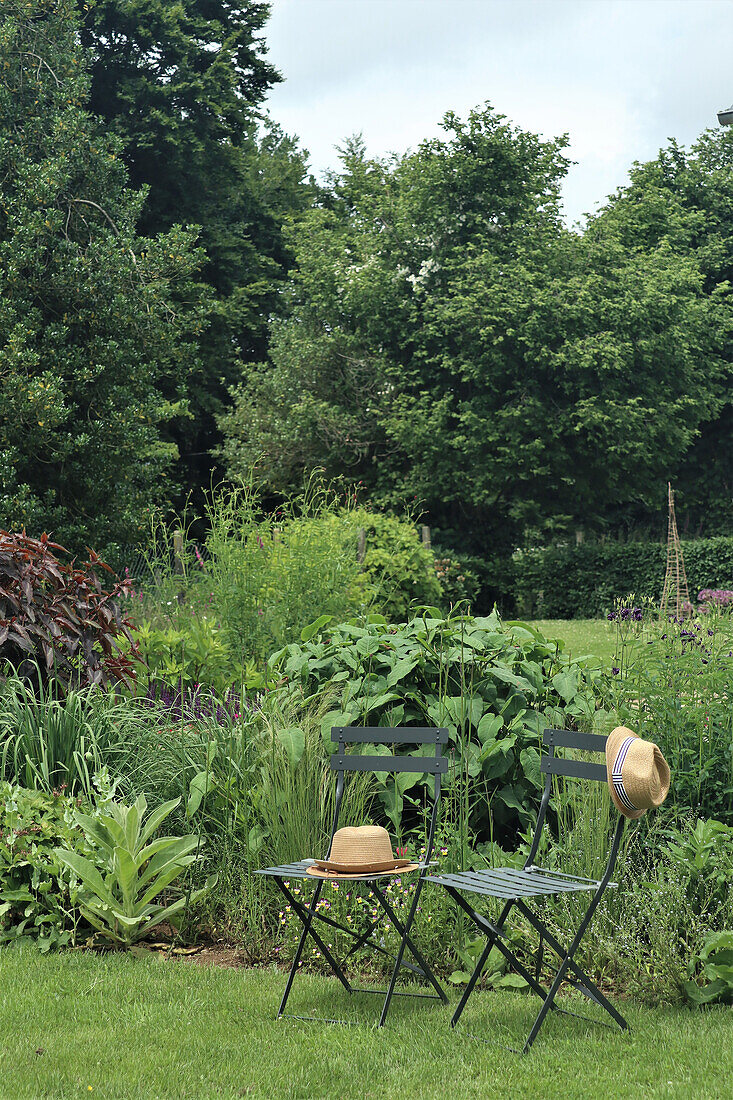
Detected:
[
  {"left": 604, "top": 600, "right": 733, "bottom": 820},
  {"left": 127, "top": 480, "right": 445, "bottom": 685}
]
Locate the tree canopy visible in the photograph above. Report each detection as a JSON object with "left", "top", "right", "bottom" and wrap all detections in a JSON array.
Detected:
[
  {"left": 78, "top": 0, "right": 313, "bottom": 497},
  {"left": 219, "top": 107, "right": 732, "bottom": 551},
  {"left": 586, "top": 132, "right": 733, "bottom": 534},
  {"left": 0, "top": 0, "right": 207, "bottom": 559},
  {"left": 3, "top": 2, "right": 731, "bottom": 563}
]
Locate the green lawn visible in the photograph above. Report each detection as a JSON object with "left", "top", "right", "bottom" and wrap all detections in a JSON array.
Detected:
[
  {"left": 1, "top": 947, "right": 730, "bottom": 1099},
  {"left": 529, "top": 619, "right": 618, "bottom": 669}
]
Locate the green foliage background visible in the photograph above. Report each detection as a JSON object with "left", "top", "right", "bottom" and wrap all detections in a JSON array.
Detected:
[
  {"left": 0, "top": 0, "right": 207, "bottom": 559},
  {"left": 349, "top": 507, "right": 442, "bottom": 619},
  {"left": 220, "top": 113, "right": 733, "bottom": 556},
  {"left": 2, "top": 1, "right": 732, "bottom": 590},
  {"left": 133, "top": 486, "right": 443, "bottom": 669},
  {"left": 271, "top": 610, "right": 599, "bottom": 844},
  {"left": 514, "top": 535, "right": 733, "bottom": 618},
  {"left": 77, "top": 0, "right": 314, "bottom": 501}
]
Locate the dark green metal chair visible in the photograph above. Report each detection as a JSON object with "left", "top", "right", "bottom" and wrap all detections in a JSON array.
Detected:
[
  {"left": 426, "top": 728, "right": 630, "bottom": 1053},
  {"left": 256, "top": 725, "right": 449, "bottom": 1026}
]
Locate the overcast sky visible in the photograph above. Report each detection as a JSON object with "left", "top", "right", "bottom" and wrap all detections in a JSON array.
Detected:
[{"left": 264, "top": 0, "right": 733, "bottom": 225}]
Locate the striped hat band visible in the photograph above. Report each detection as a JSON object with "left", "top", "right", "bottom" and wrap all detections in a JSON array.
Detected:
[{"left": 611, "top": 736, "right": 638, "bottom": 812}]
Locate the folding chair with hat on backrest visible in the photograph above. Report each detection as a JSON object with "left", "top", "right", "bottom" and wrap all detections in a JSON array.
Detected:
[
  {"left": 426, "top": 726, "right": 670, "bottom": 1053},
  {"left": 256, "top": 726, "right": 449, "bottom": 1026}
]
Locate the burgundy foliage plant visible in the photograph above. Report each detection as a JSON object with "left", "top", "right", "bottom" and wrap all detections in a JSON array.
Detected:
[{"left": 0, "top": 531, "right": 139, "bottom": 689}]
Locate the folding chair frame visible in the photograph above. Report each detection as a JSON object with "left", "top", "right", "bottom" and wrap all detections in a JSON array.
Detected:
[
  {"left": 431, "top": 728, "right": 630, "bottom": 1053},
  {"left": 257, "top": 726, "right": 450, "bottom": 1026}
]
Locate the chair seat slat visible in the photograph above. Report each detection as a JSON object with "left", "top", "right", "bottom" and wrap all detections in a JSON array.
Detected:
[
  {"left": 257, "top": 860, "right": 434, "bottom": 880},
  {"left": 428, "top": 868, "right": 599, "bottom": 898}
]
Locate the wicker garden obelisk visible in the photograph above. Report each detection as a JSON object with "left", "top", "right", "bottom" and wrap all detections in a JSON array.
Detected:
[{"left": 660, "top": 483, "right": 690, "bottom": 618}]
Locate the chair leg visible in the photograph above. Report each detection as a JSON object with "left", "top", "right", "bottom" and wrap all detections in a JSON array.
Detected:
[
  {"left": 445, "top": 891, "right": 558, "bottom": 1026},
  {"left": 273, "top": 875, "right": 445, "bottom": 1026},
  {"left": 275, "top": 880, "right": 352, "bottom": 991},
  {"left": 446, "top": 892, "right": 515, "bottom": 1025},
  {"left": 277, "top": 880, "right": 321, "bottom": 1017},
  {"left": 379, "top": 932, "right": 406, "bottom": 1027},
  {"left": 451, "top": 936, "right": 495, "bottom": 1028},
  {"left": 274, "top": 879, "right": 351, "bottom": 1016},
  {"left": 520, "top": 886, "right": 623, "bottom": 1052},
  {"left": 371, "top": 881, "right": 448, "bottom": 1026},
  {"left": 523, "top": 955, "right": 572, "bottom": 1052},
  {"left": 515, "top": 900, "right": 628, "bottom": 1032}
]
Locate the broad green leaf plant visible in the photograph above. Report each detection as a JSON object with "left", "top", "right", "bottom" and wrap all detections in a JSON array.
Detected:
[
  {"left": 271, "top": 608, "right": 599, "bottom": 846},
  {"left": 55, "top": 795, "right": 215, "bottom": 946},
  {"left": 683, "top": 931, "right": 733, "bottom": 1006}
]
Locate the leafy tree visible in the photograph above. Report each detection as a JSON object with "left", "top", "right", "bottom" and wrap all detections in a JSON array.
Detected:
[
  {"left": 586, "top": 132, "right": 733, "bottom": 534},
  {"left": 0, "top": 0, "right": 207, "bottom": 560},
  {"left": 78, "top": 0, "right": 313, "bottom": 496},
  {"left": 220, "top": 106, "right": 730, "bottom": 552}
]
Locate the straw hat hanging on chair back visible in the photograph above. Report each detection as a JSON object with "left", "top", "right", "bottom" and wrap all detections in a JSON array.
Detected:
[{"left": 605, "top": 726, "right": 671, "bottom": 820}]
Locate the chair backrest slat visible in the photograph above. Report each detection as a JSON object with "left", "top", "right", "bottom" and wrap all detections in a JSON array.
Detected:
[
  {"left": 331, "top": 726, "right": 449, "bottom": 745},
  {"left": 332, "top": 753, "right": 448, "bottom": 774},
  {"left": 541, "top": 757, "right": 607, "bottom": 782},
  {"left": 524, "top": 727, "right": 620, "bottom": 871},
  {"left": 326, "top": 726, "right": 446, "bottom": 868},
  {"left": 543, "top": 729, "right": 607, "bottom": 752}
]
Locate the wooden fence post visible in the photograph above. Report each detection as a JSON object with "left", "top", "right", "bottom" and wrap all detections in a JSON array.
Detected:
[
  {"left": 357, "top": 527, "right": 366, "bottom": 565},
  {"left": 173, "top": 529, "right": 185, "bottom": 604},
  {"left": 173, "top": 530, "right": 185, "bottom": 574},
  {"left": 421, "top": 525, "right": 431, "bottom": 551}
]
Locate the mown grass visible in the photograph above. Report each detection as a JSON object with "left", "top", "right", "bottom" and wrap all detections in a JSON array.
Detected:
[
  {"left": 1, "top": 947, "right": 731, "bottom": 1099},
  {"left": 529, "top": 619, "right": 618, "bottom": 669}
]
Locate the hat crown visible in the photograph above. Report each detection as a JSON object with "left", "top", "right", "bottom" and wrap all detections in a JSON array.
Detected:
[
  {"left": 623, "top": 740, "right": 670, "bottom": 809},
  {"left": 328, "top": 825, "right": 395, "bottom": 870}
]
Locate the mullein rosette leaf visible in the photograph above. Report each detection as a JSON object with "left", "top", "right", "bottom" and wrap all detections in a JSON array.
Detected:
[{"left": 54, "top": 794, "right": 215, "bottom": 946}]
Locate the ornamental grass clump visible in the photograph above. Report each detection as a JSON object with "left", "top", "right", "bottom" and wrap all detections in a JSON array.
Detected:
[{"left": 0, "top": 673, "right": 147, "bottom": 797}]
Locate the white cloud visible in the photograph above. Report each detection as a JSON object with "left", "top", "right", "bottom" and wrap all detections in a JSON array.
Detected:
[{"left": 265, "top": 0, "right": 733, "bottom": 222}]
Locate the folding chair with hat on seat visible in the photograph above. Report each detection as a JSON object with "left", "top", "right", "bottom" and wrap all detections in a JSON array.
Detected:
[
  {"left": 256, "top": 726, "right": 449, "bottom": 1026},
  {"left": 426, "top": 726, "right": 670, "bottom": 1053}
]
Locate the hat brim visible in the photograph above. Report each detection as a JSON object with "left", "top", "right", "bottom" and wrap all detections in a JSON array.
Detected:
[
  {"left": 306, "top": 862, "right": 421, "bottom": 879},
  {"left": 605, "top": 726, "right": 646, "bottom": 820},
  {"left": 312, "top": 857, "right": 412, "bottom": 874}
]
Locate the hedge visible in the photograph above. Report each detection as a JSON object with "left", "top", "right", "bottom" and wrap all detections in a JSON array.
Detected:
[{"left": 513, "top": 536, "right": 733, "bottom": 619}]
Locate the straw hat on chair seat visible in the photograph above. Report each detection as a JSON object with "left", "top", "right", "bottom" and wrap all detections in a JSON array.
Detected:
[{"left": 306, "top": 825, "right": 420, "bottom": 878}]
